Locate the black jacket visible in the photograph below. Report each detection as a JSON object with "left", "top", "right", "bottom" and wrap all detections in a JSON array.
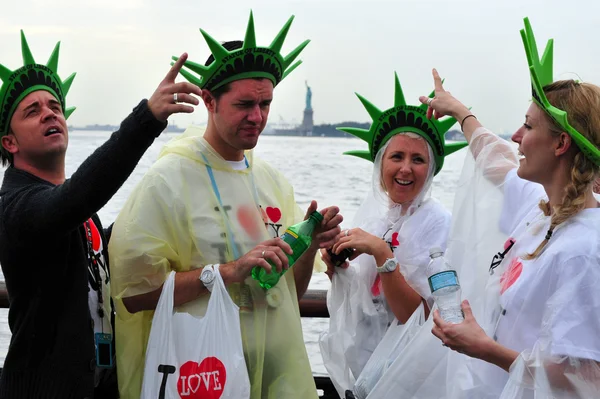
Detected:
[{"left": 0, "top": 100, "right": 165, "bottom": 398}]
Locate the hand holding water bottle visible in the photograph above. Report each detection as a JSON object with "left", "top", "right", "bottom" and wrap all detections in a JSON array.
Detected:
[{"left": 431, "top": 300, "right": 495, "bottom": 360}]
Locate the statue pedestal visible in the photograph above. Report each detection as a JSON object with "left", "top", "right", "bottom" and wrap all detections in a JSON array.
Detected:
[{"left": 301, "top": 109, "right": 313, "bottom": 136}]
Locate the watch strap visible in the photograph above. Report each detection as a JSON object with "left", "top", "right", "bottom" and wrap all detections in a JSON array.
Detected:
[{"left": 376, "top": 257, "right": 398, "bottom": 273}]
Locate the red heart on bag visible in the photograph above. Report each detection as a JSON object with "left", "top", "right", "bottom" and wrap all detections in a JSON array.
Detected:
[
  {"left": 177, "top": 357, "right": 227, "bottom": 399},
  {"left": 265, "top": 207, "right": 282, "bottom": 223}
]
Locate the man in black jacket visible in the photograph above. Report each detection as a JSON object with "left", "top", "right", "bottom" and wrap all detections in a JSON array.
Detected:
[{"left": 0, "top": 31, "right": 202, "bottom": 398}]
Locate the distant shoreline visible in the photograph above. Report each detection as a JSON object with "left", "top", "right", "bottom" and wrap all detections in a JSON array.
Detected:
[{"left": 68, "top": 124, "right": 512, "bottom": 141}]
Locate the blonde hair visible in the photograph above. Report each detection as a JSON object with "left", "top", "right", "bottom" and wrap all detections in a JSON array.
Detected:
[{"left": 526, "top": 80, "right": 600, "bottom": 259}]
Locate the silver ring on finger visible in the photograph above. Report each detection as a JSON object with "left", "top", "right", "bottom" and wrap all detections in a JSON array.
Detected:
[
  {"left": 427, "top": 97, "right": 434, "bottom": 106},
  {"left": 261, "top": 250, "right": 266, "bottom": 258},
  {"left": 344, "top": 229, "right": 350, "bottom": 237},
  {"left": 173, "top": 93, "right": 179, "bottom": 103}
]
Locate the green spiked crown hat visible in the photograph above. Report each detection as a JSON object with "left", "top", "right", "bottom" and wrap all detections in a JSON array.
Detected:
[
  {"left": 174, "top": 11, "right": 310, "bottom": 91},
  {"left": 0, "top": 31, "right": 76, "bottom": 139},
  {"left": 521, "top": 17, "right": 600, "bottom": 166},
  {"left": 338, "top": 72, "right": 468, "bottom": 175}
]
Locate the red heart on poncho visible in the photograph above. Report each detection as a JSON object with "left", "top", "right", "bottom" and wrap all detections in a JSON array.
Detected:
[
  {"left": 500, "top": 257, "right": 523, "bottom": 295},
  {"left": 177, "top": 357, "right": 226, "bottom": 399},
  {"left": 391, "top": 232, "right": 400, "bottom": 247},
  {"left": 266, "top": 207, "right": 282, "bottom": 223}
]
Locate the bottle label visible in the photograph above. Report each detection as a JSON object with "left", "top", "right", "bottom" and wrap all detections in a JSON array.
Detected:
[
  {"left": 282, "top": 229, "right": 298, "bottom": 241},
  {"left": 428, "top": 270, "right": 459, "bottom": 293}
]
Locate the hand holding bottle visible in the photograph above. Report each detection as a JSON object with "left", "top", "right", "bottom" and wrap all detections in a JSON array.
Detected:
[
  {"left": 221, "top": 238, "right": 292, "bottom": 285},
  {"left": 321, "top": 247, "right": 351, "bottom": 281},
  {"left": 303, "top": 200, "right": 343, "bottom": 250},
  {"left": 331, "top": 227, "right": 388, "bottom": 258},
  {"left": 431, "top": 300, "right": 493, "bottom": 360}
]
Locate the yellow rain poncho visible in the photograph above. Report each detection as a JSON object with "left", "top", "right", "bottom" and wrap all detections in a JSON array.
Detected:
[{"left": 109, "top": 126, "right": 322, "bottom": 399}]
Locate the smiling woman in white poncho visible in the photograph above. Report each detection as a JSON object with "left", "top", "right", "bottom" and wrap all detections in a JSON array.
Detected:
[{"left": 318, "top": 72, "right": 468, "bottom": 398}]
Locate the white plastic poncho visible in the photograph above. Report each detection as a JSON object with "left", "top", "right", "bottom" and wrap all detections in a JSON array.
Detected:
[
  {"left": 319, "top": 136, "right": 452, "bottom": 398},
  {"left": 367, "top": 127, "right": 600, "bottom": 399},
  {"left": 109, "top": 126, "right": 322, "bottom": 399}
]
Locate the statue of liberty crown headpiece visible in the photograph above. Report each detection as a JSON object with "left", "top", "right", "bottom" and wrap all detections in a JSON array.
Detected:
[
  {"left": 0, "top": 30, "right": 76, "bottom": 139},
  {"left": 338, "top": 72, "right": 468, "bottom": 175},
  {"left": 521, "top": 17, "right": 600, "bottom": 165},
  {"left": 174, "top": 11, "right": 310, "bottom": 91}
]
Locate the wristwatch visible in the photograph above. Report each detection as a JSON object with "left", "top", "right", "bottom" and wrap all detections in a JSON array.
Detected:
[
  {"left": 200, "top": 264, "right": 217, "bottom": 292},
  {"left": 376, "top": 257, "right": 398, "bottom": 273}
]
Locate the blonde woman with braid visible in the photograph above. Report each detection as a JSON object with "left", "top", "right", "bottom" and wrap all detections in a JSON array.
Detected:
[{"left": 420, "top": 19, "right": 600, "bottom": 398}]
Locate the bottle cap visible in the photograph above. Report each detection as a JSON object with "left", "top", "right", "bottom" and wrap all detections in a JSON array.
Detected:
[{"left": 429, "top": 247, "right": 444, "bottom": 257}]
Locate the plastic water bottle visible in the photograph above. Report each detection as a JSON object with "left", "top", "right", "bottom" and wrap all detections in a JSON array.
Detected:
[{"left": 426, "top": 247, "right": 464, "bottom": 323}]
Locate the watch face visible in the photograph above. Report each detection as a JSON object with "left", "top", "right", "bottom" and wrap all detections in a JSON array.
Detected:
[
  {"left": 385, "top": 259, "right": 398, "bottom": 272},
  {"left": 201, "top": 268, "right": 215, "bottom": 285}
]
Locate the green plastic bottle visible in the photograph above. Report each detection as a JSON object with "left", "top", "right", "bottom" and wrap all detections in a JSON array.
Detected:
[{"left": 252, "top": 211, "right": 324, "bottom": 289}]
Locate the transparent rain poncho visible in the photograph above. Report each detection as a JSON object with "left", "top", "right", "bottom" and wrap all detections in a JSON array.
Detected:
[
  {"left": 109, "top": 126, "right": 322, "bottom": 399},
  {"left": 367, "top": 127, "right": 600, "bottom": 399},
  {"left": 319, "top": 134, "right": 452, "bottom": 397}
]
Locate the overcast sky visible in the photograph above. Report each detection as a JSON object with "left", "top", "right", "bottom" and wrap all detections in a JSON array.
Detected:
[{"left": 2, "top": 0, "right": 599, "bottom": 135}]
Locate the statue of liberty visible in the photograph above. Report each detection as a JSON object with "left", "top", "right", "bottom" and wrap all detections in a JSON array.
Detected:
[{"left": 305, "top": 80, "right": 312, "bottom": 111}]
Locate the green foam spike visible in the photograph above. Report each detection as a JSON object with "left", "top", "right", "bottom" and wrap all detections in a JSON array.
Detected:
[
  {"left": 283, "top": 39, "right": 310, "bottom": 70},
  {"left": 178, "top": 66, "right": 203, "bottom": 87},
  {"left": 343, "top": 150, "right": 372, "bottom": 162},
  {"left": 393, "top": 72, "right": 406, "bottom": 107},
  {"left": 180, "top": 59, "right": 209, "bottom": 76},
  {"left": 200, "top": 29, "right": 229, "bottom": 63},
  {"left": 0, "top": 64, "right": 11, "bottom": 82},
  {"left": 64, "top": 107, "right": 76, "bottom": 119},
  {"left": 445, "top": 142, "right": 469, "bottom": 157},
  {"left": 337, "top": 127, "right": 371, "bottom": 142},
  {"left": 46, "top": 42, "right": 61, "bottom": 74},
  {"left": 355, "top": 93, "right": 383, "bottom": 121},
  {"left": 270, "top": 15, "right": 295, "bottom": 54},
  {"left": 282, "top": 60, "right": 302, "bottom": 80},
  {"left": 62, "top": 73, "right": 76, "bottom": 96},
  {"left": 244, "top": 11, "right": 257, "bottom": 48},
  {"left": 20, "top": 30, "right": 36, "bottom": 65}
]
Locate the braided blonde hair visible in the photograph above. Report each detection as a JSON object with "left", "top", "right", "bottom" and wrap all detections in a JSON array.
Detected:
[{"left": 526, "top": 80, "right": 600, "bottom": 259}]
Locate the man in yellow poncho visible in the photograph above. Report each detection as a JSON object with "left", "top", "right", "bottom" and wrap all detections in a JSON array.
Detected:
[{"left": 109, "top": 11, "right": 343, "bottom": 399}]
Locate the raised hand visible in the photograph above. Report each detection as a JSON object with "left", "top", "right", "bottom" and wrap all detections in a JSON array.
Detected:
[
  {"left": 418, "top": 68, "right": 470, "bottom": 121},
  {"left": 220, "top": 237, "right": 293, "bottom": 285},
  {"left": 148, "top": 53, "right": 204, "bottom": 122}
]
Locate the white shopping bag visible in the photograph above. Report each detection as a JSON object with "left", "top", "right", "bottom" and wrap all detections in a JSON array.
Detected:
[
  {"left": 319, "top": 264, "right": 389, "bottom": 398},
  {"left": 141, "top": 265, "right": 250, "bottom": 399},
  {"left": 352, "top": 302, "right": 425, "bottom": 399}
]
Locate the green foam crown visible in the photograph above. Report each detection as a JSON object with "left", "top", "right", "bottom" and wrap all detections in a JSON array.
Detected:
[
  {"left": 0, "top": 30, "right": 76, "bottom": 138},
  {"left": 338, "top": 72, "right": 467, "bottom": 175},
  {"left": 174, "top": 11, "right": 310, "bottom": 91}
]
